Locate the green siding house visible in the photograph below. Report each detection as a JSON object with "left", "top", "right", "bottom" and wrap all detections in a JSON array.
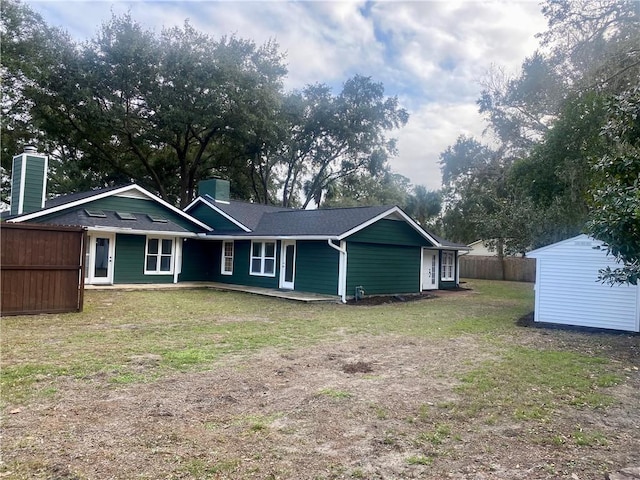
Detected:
[
  {"left": 5, "top": 148, "right": 213, "bottom": 286},
  {"left": 6, "top": 148, "right": 467, "bottom": 299},
  {"left": 185, "top": 179, "right": 468, "bottom": 301}
]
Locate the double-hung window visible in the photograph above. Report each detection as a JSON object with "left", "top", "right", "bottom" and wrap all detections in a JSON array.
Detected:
[
  {"left": 145, "top": 237, "right": 174, "bottom": 274},
  {"left": 221, "top": 240, "right": 234, "bottom": 275},
  {"left": 250, "top": 241, "right": 276, "bottom": 276},
  {"left": 441, "top": 251, "right": 455, "bottom": 281}
]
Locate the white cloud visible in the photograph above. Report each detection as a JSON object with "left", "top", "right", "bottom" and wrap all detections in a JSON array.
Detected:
[
  {"left": 392, "top": 102, "right": 489, "bottom": 191},
  {"left": 27, "top": 0, "right": 546, "bottom": 190}
]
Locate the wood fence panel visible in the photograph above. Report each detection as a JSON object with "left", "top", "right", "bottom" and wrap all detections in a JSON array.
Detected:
[
  {"left": 460, "top": 255, "right": 536, "bottom": 282},
  {"left": 1, "top": 223, "right": 86, "bottom": 315}
]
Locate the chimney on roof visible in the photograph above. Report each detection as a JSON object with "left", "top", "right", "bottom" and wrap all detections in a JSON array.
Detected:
[
  {"left": 10, "top": 146, "right": 48, "bottom": 216},
  {"left": 198, "top": 178, "right": 230, "bottom": 203}
]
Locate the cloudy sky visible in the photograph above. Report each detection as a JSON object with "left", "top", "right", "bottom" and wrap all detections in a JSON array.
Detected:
[{"left": 26, "top": 0, "right": 548, "bottom": 191}]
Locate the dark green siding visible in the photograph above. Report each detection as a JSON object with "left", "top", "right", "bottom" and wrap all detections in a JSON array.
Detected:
[
  {"left": 10, "top": 154, "right": 46, "bottom": 215},
  {"left": 180, "top": 239, "right": 218, "bottom": 281},
  {"left": 347, "top": 219, "right": 433, "bottom": 247},
  {"left": 113, "top": 234, "right": 173, "bottom": 284},
  {"left": 38, "top": 196, "right": 206, "bottom": 232},
  {"left": 188, "top": 203, "right": 241, "bottom": 232},
  {"left": 23, "top": 156, "right": 46, "bottom": 213},
  {"left": 9, "top": 156, "right": 22, "bottom": 215},
  {"left": 295, "top": 241, "right": 339, "bottom": 295},
  {"left": 346, "top": 242, "right": 421, "bottom": 295},
  {"left": 213, "top": 240, "right": 279, "bottom": 289}
]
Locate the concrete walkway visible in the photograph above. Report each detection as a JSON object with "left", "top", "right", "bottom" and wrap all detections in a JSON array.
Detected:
[{"left": 84, "top": 281, "right": 341, "bottom": 303}]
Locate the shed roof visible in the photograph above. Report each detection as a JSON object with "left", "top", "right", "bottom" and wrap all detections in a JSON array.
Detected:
[{"left": 527, "top": 234, "right": 607, "bottom": 258}]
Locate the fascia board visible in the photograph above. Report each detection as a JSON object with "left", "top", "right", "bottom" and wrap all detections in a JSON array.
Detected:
[
  {"left": 86, "top": 226, "right": 201, "bottom": 237},
  {"left": 201, "top": 234, "right": 339, "bottom": 241},
  {"left": 183, "top": 197, "right": 202, "bottom": 212},
  {"left": 192, "top": 196, "right": 252, "bottom": 233}
]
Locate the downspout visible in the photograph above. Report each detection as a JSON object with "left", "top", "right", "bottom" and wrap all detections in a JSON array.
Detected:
[
  {"left": 327, "top": 239, "right": 347, "bottom": 303},
  {"left": 173, "top": 237, "right": 183, "bottom": 284}
]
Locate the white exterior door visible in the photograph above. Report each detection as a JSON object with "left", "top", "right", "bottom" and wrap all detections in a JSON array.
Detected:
[
  {"left": 85, "top": 233, "right": 115, "bottom": 285},
  {"left": 279, "top": 241, "right": 296, "bottom": 290},
  {"left": 422, "top": 249, "right": 439, "bottom": 290}
]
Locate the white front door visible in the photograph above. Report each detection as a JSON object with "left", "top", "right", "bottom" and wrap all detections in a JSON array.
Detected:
[
  {"left": 279, "top": 241, "right": 296, "bottom": 290},
  {"left": 422, "top": 249, "right": 439, "bottom": 290},
  {"left": 85, "top": 233, "right": 115, "bottom": 285}
]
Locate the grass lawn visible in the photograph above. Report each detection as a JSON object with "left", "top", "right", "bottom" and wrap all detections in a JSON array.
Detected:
[{"left": 1, "top": 280, "right": 638, "bottom": 479}]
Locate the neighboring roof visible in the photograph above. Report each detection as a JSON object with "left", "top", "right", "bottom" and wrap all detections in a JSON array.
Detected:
[
  {"left": 430, "top": 231, "right": 469, "bottom": 250},
  {"left": 6, "top": 184, "right": 212, "bottom": 232},
  {"left": 41, "top": 209, "right": 193, "bottom": 235}
]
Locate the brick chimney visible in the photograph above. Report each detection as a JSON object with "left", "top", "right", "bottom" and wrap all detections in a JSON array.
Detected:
[{"left": 10, "top": 146, "right": 48, "bottom": 215}]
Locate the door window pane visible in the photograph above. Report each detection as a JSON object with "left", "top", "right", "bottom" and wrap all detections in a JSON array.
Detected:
[{"left": 94, "top": 238, "right": 109, "bottom": 278}]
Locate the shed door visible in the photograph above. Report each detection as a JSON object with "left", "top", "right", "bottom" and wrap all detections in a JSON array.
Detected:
[
  {"left": 279, "top": 241, "right": 296, "bottom": 290},
  {"left": 422, "top": 249, "right": 439, "bottom": 290}
]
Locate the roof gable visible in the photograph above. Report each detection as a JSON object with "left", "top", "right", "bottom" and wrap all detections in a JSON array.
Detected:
[{"left": 8, "top": 184, "right": 212, "bottom": 232}]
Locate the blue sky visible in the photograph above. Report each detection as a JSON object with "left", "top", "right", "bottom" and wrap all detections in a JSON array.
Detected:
[{"left": 26, "top": 0, "right": 547, "bottom": 190}]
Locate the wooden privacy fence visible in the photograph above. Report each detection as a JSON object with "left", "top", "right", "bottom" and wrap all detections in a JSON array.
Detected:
[
  {"left": 460, "top": 255, "right": 536, "bottom": 282},
  {"left": 1, "top": 223, "right": 86, "bottom": 315}
]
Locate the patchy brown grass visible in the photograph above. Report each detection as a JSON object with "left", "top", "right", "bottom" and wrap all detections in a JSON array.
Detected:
[{"left": 1, "top": 280, "right": 638, "bottom": 479}]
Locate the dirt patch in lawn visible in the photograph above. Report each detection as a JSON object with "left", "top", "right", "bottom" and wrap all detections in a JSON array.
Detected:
[{"left": 3, "top": 330, "right": 639, "bottom": 480}]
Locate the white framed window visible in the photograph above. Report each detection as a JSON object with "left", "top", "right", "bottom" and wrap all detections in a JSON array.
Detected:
[
  {"left": 250, "top": 241, "right": 276, "bottom": 276},
  {"left": 441, "top": 251, "right": 455, "bottom": 281},
  {"left": 221, "top": 240, "right": 234, "bottom": 275},
  {"left": 145, "top": 237, "right": 174, "bottom": 274}
]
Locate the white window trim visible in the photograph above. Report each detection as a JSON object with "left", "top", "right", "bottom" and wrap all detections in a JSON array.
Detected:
[
  {"left": 250, "top": 240, "right": 276, "bottom": 277},
  {"left": 144, "top": 236, "right": 175, "bottom": 275},
  {"left": 441, "top": 251, "right": 455, "bottom": 281},
  {"left": 221, "top": 240, "right": 234, "bottom": 275}
]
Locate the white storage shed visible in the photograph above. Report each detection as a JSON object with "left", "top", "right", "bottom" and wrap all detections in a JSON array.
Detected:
[{"left": 527, "top": 234, "right": 640, "bottom": 332}]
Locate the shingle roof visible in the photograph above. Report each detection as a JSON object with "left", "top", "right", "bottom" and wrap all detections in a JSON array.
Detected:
[
  {"left": 6, "top": 184, "right": 212, "bottom": 232},
  {"left": 41, "top": 209, "right": 191, "bottom": 233},
  {"left": 44, "top": 185, "right": 129, "bottom": 209},
  {"left": 202, "top": 196, "right": 291, "bottom": 230},
  {"left": 2, "top": 185, "right": 133, "bottom": 221},
  {"left": 201, "top": 200, "right": 466, "bottom": 249},
  {"left": 249, "top": 205, "right": 394, "bottom": 237}
]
